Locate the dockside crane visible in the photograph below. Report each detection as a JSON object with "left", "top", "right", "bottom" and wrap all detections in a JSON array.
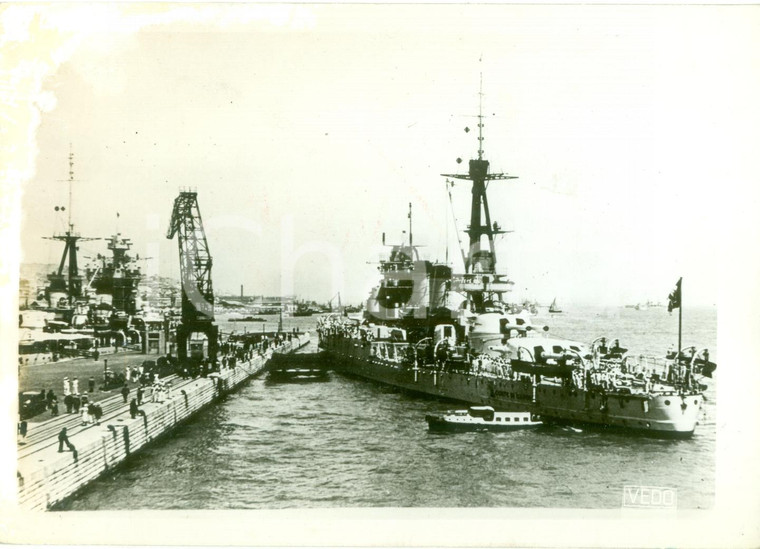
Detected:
[
  {"left": 328, "top": 292, "right": 342, "bottom": 312},
  {"left": 166, "top": 190, "right": 218, "bottom": 362}
]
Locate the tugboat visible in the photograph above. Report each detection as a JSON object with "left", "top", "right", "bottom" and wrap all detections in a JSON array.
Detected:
[
  {"left": 426, "top": 407, "right": 542, "bottom": 432},
  {"left": 318, "top": 89, "right": 715, "bottom": 438}
]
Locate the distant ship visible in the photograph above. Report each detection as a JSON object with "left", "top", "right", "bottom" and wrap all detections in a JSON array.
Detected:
[
  {"left": 549, "top": 298, "right": 562, "bottom": 314},
  {"left": 626, "top": 301, "right": 665, "bottom": 310},
  {"left": 318, "top": 90, "right": 714, "bottom": 438},
  {"left": 227, "top": 315, "right": 266, "bottom": 322},
  {"left": 292, "top": 302, "right": 318, "bottom": 317}
]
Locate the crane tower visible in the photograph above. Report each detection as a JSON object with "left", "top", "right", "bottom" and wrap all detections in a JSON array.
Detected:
[{"left": 166, "top": 190, "right": 218, "bottom": 362}]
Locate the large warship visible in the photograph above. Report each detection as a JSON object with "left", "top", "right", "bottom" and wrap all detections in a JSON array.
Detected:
[
  {"left": 318, "top": 94, "right": 715, "bottom": 438},
  {"left": 21, "top": 152, "right": 147, "bottom": 353}
]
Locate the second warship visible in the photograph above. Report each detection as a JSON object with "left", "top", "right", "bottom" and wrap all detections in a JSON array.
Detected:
[{"left": 318, "top": 91, "right": 715, "bottom": 438}]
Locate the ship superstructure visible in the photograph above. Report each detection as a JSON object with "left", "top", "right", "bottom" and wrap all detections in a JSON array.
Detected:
[{"left": 85, "top": 233, "right": 142, "bottom": 315}]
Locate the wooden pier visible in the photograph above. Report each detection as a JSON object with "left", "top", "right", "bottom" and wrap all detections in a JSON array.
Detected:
[{"left": 16, "top": 333, "right": 310, "bottom": 511}]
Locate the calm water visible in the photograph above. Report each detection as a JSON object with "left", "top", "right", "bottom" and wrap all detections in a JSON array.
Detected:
[{"left": 60, "top": 306, "right": 716, "bottom": 510}]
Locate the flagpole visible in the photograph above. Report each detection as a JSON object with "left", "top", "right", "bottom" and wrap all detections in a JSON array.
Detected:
[
  {"left": 408, "top": 202, "right": 413, "bottom": 247},
  {"left": 678, "top": 277, "right": 682, "bottom": 354}
]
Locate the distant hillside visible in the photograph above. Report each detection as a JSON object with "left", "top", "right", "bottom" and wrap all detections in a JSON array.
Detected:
[
  {"left": 19, "top": 263, "right": 55, "bottom": 290},
  {"left": 20, "top": 263, "right": 55, "bottom": 277}
]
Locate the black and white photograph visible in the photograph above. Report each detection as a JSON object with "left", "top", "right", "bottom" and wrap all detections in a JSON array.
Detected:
[{"left": 1, "top": 3, "right": 758, "bottom": 547}]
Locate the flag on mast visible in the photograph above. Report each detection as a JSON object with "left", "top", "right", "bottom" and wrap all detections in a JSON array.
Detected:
[{"left": 667, "top": 278, "right": 682, "bottom": 313}]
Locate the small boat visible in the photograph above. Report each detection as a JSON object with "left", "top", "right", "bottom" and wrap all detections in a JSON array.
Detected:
[
  {"left": 425, "top": 406, "right": 542, "bottom": 432},
  {"left": 228, "top": 316, "right": 266, "bottom": 322},
  {"left": 267, "top": 367, "right": 329, "bottom": 382},
  {"left": 549, "top": 297, "right": 562, "bottom": 313}
]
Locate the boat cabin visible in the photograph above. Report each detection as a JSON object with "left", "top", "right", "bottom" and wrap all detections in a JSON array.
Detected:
[{"left": 467, "top": 405, "right": 495, "bottom": 421}]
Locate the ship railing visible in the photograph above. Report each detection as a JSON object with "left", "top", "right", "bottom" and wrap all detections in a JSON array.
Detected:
[
  {"left": 590, "top": 355, "right": 703, "bottom": 394},
  {"left": 607, "top": 354, "right": 670, "bottom": 378},
  {"left": 370, "top": 340, "right": 410, "bottom": 363},
  {"left": 471, "top": 354, "right": 511, "bottom": 378}
]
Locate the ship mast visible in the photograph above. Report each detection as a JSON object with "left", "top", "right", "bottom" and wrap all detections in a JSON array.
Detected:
[
  {"left": 44, "top": 149, "right": 98, "bottom": 304},
  {"left": 441, "top": 76, "right": 518, "bottom": 311},
  {"left": 441, "top": 76, "right": 517, "bottom": 275},
  {"left": 477, "top": 72, "right": 484, "bottom": 162}
]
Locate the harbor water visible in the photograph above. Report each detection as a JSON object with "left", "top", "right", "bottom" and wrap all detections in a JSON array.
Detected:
[{"left": 58, "top": 306, "right": 716, "bottom": 510}]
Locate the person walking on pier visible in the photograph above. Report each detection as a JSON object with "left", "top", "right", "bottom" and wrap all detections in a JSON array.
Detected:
[
  {"left": 72, "top": 394, "right": 81, "bottom": 414},
  {"left": 63, "top": 377, "right": 70, "bottom": 397},
  {"left": 72, "top": 378, "right": 79, "bottom": 395},
  {"left": 92, "top": 403, "right": 103, "bottom": 425},
  {"left": 121, "top": 384, "right": 130, "bottom": 404},
  {"left": 57, "top": 427, "right": 76, "bottom": 454},
  {"left": 51, "top": 398, "right": 59, "bottom": 417},
  {"left": 81, "top": 404, "right": 91, "bottom": 426},
  {"left": 64, "top": 393, "right": 73, "bottom": 414},
  {"left": 130, "top": 398, "right": 139, "bottom": 419},
  {"left": 18, "top": 419, "right": 28, "bottom": 444},
  {"left": 137, "top": 386, "right": 144, "bottom": 406},
  {"left": 88, "top": 376, "right": 95, "bottom": 393}
]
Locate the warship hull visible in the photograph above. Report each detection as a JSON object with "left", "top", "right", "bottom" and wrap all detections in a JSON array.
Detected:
[{"left": 321, "top": 336, "right": 702, "bottom": 438}]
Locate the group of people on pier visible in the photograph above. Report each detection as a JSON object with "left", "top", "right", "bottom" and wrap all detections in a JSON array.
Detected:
[{"left": 20, "top": 329, "right": 302, "bottom": 446}]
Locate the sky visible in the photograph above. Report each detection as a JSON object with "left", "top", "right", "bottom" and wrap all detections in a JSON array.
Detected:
[{"left": 6, "top": 4, "right": 760, "bottom": 307}]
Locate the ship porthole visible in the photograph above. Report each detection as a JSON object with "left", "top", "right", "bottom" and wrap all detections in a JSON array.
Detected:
[{"left": 664, "top": 400, "right": 671, "bottom": 406}]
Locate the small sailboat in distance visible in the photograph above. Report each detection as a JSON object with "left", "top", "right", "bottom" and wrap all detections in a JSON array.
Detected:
[{"left": 549, "top": 297, "right": 562, "bottom": 313}]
